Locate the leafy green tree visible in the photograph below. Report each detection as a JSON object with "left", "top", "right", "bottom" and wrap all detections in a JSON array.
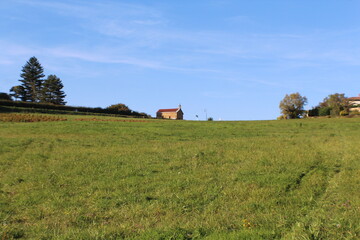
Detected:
[
  {"left": 107, "top": 103, "right": 131, "bottom": 113},
  {"left": 279, "top": 92, "right": 308, "bottom": 119},
  {"left": 319, "top": 93, "right": 349, "bottom": 116},
  {"left": 19, "top": 57, "right": 45, "bottom": 102},
  {"left": 9, "top": 85, "right": 26, "bottom": 101},
  {"left": 41, "top": 75, "right": 66, "bottom": 105}
]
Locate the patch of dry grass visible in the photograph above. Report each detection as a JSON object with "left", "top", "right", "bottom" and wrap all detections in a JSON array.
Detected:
[{"left": 0, "top": 113, "right": 67, "bottom": 122}]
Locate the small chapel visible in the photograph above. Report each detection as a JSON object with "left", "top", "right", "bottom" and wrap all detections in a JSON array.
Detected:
[{"left": 156, "top": 105, "right": 184, "bottom": 120}]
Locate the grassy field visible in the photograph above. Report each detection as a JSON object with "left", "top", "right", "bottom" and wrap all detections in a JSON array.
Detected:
[{"left": 0, "top": 114, "right": 359, "bottom": 239}]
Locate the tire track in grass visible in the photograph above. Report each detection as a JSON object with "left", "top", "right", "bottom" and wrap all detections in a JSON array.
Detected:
[
  {"left": 284, "top": 162, "right": 320, "bottom": 193},
  {"left": 282, "top": 132, "right": 357, "bottom": 239},
  {"left": 0, "top": 138, "right": 36, "bottom": 235},
  {"left": 277, "top": 131, "right": 342, "bottom": 229},
  {"left": 0, "top": 138, "right": 34, "bottom": 168},
  {"left": 1, "top": 137, "right": 58, "bottom": 239},
  {"left": 281, "top": 152, "right": 343, "bottom": 238}
]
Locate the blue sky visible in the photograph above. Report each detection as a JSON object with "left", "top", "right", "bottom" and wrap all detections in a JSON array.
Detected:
[{"left": 1, "top": 0, "right": 360, "bottom": 120}]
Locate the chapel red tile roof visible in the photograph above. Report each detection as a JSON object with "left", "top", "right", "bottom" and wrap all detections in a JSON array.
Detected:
[{"left": 157, "top": 108, "right": 179, "bottom": 113}]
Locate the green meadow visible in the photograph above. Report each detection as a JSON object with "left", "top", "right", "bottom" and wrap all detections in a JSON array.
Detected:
[{"left": 0, "top": 115, "right": 359, "bottom": 239}]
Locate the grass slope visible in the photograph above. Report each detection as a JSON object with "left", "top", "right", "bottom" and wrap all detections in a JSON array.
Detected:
[{"left": 0, "top": 116, "right": 359, "bottom": 239}]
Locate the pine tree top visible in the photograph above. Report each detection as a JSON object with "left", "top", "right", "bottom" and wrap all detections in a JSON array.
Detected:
[{"left": 20, "top": 56, "right": 45, "bottom": 81}]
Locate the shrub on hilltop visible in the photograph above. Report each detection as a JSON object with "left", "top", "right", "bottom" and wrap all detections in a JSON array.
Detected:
[
  {"left": 107, "top": 103, "right": 131, "bottom": 113},
  {"left": 107, "top": 103, "right": 130, "bottom": 112},
  {"left": 0, "top": 92, "right": 12, "bottom": 101}
]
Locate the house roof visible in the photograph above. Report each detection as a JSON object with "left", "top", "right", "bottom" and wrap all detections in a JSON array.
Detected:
[
  {"left": 157, "top": 108, "right": 179, "bottom": 113},
  {"left": 348, "top": 97, "right": 360, "bottom": 101}
]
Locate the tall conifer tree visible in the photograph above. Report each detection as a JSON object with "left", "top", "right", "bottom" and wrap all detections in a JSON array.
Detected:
[
  {"left": 41, "top": 75, "right": 66, "bottom": 105},
  {"left": 19, "top": 56, "right": 45, "bottom": 102}
]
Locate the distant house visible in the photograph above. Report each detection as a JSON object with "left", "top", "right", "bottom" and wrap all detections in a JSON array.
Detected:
[
  {"left": 348, "top": 94, "right": 360, "bottom": 112},
  {"left": 348, "top": 94, "right": 360, "bottom": 105},
  {"left": 156, "top": 105, "right": 184, "bottom": 120}
]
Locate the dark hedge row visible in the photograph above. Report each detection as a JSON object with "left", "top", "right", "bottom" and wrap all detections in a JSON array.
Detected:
[
  {"left": 0, "top": 106, "right": 136, "bottom": 118},
  {"left": 0, "top": 100, "right": 149, "bottom": 118}
]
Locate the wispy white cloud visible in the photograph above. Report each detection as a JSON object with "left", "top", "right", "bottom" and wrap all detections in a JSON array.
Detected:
[
  {"left": 46, "top": 46, "right": 223, "bottom": 73},
  {"left": 45, "top": 47, "right": 164, "bottom": 69},
  {"left": 5, "top": 0, "right": 360, "bottom": 73},
  {"left": 0, "top": 41, "right": 37, "bottom": 56},
  {"left": 0, "top": 38, "right": 223, "bottom": 73},
  {"left": 14, "top": 0, "right": 105, "bottom": 17}
]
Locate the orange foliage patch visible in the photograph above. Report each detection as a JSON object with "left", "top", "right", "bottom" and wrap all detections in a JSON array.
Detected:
[
  {"left": 0, "top": 113, "right": 67, "bottom": 122},
  {"left": 74, "top": 118, "right": 149, "bottom": 122}
]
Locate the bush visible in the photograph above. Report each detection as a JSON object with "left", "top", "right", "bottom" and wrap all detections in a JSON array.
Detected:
[
  {"left": 340, "top": 110, "right": 349, "bottom": 116},
  {"left": 207, "top": 117, "right": 213, "bottom": 121},
  {"left": 277, "top": 115, "right": 287, "bottom": 120},
  {"left": 308, "top": 107, "right": 319, "bottom": 117},
  {"left": 350, "top": 110, "right": 360, "bottom": 115},
  {"left": 318, "top": 107, "right": 332, "bottom": 116},
  {"left": 107, "top": 103, "right": 131, "bottom": 113},
  {"left": 0, "top": 92, "right": 12, "bottom": 101}
]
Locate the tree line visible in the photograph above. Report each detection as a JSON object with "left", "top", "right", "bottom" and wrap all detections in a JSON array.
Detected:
[
  {"left": 279, "top": 92, "right": 356, "bottom": 119},
  {"left": 0, "top": 57, "right": 151, "bottom": 117},
  {"left": 4, "top": 57, "right": 66, "bottom": 105}
]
